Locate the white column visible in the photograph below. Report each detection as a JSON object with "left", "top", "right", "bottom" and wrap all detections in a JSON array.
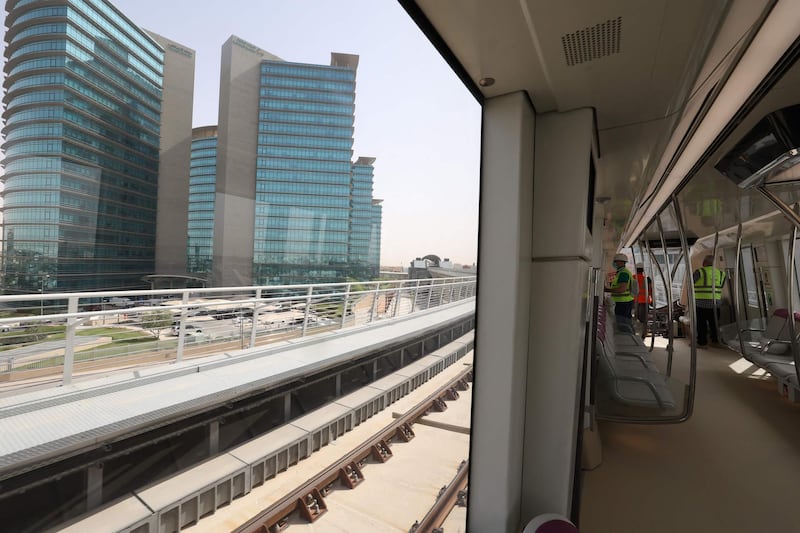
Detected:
[
  {"left": 209, "top": 421, "right": 220, "bottom": 456},
  {"left": 284, "top": 393, "right": 292, "bottom": 422},
  {"left": 522, "top": 108, "right": 594, "bottom": 522},
  {"left": 86, "top": 463, "right": 103, "bottom": 511},
  {"left": 469, "top": 91, "right": 534, "bottom": 533}
]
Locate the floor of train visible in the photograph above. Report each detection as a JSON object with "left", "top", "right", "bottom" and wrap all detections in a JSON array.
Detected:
[{"left": 580, "top": 336, "right": 800, "bottom": 533}]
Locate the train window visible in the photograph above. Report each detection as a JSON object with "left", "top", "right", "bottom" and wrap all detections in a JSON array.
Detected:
[{"left": 0, "top": 2, "right": 481, "bottom": 531}]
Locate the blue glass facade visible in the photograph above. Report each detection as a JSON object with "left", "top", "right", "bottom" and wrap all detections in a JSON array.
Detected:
[
  {"left": 253, "top": 59, "right": 365, "bottom": 285},
  {"left": 188, "top": 128, "right": 216, "bottom": 274},
  {"left": 369, "top": 199, "right": 383, "bottom": 271},
  {"left": 350, "top": 158, "right": 377, "bottom": 278},
  {"left": 2, "top": 0, "right": 164, "bottom": 292}
]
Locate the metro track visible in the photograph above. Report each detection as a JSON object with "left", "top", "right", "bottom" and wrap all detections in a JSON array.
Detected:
[{"left": 233, "top": 366, "right": 473, "bottom": 533}]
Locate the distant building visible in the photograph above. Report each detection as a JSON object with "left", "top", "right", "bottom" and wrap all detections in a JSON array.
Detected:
[
  {"left": 370, "top": 197, "right": 383, "bottom": 269},
  {"left": 2, "top": 8, "right": 382, "bottom": 292},
  {"left": 212, "top": 36, "right": 381, "bottom": 286},
  {"left": 150, "top": 31, "right": 195, "bottom": 280},
  {"left": 1, "top": 0, "right": 193, "bottom": 292},
  {"left": 408, "top": 255, "right": 475, "bottom": 279},
  {"left": 187, "top": 126, "right": 218, "bottom": 276}
]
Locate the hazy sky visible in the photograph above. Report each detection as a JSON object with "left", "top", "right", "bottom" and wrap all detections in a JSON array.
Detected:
[{"left": 64, "top": 0, "right": 483, "bottom": 267}]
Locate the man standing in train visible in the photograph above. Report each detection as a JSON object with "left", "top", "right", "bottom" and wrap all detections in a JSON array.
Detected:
[
  {"left": 693, "top": 255, "right": 726, "bottom": 347},
  {"left": 605, "top": 253, "right": 635, "bottom": 329},
  {"left": 634, "top": 263, "right": 653, "bottom": 339}
]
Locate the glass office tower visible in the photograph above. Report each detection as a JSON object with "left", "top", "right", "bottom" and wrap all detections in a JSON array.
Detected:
[
  {"left": 187, "top": 126, "right": 217, "bottom": 275},
  {"left": 369, "top": 198, "right": 383, "bottom": 273},
  {"left": 2, "top": 0, "right": 164, "bottom": 292},
  {"left": 215, "top": 37, "right": 382, "bottom": 287},
  {"left": 350, "top": 157, "right": 377, "bottom": 279},
  {"left": 253, "top": 58, "right": 357, "bottom": 285}
]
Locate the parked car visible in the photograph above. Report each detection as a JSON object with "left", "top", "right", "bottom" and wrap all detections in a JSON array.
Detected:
[{"left": 170, "top": 324, "right": 203, "bottom": 336}]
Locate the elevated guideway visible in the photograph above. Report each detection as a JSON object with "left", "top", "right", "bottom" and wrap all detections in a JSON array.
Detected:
[{"left": 0, "top": 297, "right": 475, "bottom": 532}]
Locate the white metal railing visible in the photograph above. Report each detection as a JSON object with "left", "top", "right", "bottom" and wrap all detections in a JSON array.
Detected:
[{"left": 0, "top": 277, "right": 477, "bottom": 385}]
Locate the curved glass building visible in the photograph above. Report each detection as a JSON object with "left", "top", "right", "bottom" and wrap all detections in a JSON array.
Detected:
[{"left": 2, "top": 0, "right": 164, "bottom": 292}]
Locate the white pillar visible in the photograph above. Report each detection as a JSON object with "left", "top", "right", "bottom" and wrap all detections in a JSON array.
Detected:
[
  {"left": 469, "top": 92, "right": 534, "bottom": 533},
  {"left": 522, "top": 108, "right": 594, "bottom": 522},
  {"left": 284, "top": 393, "right": 292, "bottom": 422},
  {"left": 209, "top": 421, "right": 220, "bottom": 456},
  {"left": 86, "top": 463, "right": 103, "bottom": 511}
]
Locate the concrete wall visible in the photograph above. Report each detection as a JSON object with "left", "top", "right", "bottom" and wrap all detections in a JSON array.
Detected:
[{"left": 149, "top": 31, "right": 195, "bottom": 277}]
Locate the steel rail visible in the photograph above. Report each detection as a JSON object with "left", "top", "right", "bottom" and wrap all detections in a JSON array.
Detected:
[
  {"left": 411, "top": 458, "right": 469, "bottom": 533},
  {"left": 233, "top": 366, "right": 474, "bottom": 533}
]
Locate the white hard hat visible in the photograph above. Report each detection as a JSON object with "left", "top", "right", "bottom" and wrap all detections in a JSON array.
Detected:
[
  {"left": 635, "top": 262, "right": 644, "bottom": 269},
  {"left": 613, "top": 253, "right": 628, "bottom": 262}
]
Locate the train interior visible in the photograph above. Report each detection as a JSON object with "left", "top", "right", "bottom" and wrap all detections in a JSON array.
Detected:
[{"left": 398, "top": 0, "right": 800, "bottom": 531}]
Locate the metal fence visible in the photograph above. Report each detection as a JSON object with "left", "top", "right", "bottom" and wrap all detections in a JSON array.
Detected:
[{"left": 0, "top": 277, "right": 477, "bottom": 384}]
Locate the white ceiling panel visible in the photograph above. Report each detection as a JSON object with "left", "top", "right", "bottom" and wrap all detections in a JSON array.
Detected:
[{"left": 411, "top": 0, "right": 787, "bottom": 250}]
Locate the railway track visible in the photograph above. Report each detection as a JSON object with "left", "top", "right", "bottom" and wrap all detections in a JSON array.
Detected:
[{"left": 233, "top": 366, "right": 473, "bottom": 533}]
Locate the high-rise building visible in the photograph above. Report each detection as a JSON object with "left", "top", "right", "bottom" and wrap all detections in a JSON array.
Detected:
[
  {"left": 213, "top": 36, "right": 381, "bottom": 286},
  {"left": 350, "top": 156, "right": 378, "bottom": 279},
  {"left": 149, "top": 31, "right": 195, "bottom": 280},
  {"left": 370, "top": 197, "right": 383, "bottom": 270},
  {"left": 1, "top": 0, "right": 193, "bottom": 292},
  {"left": 187, "top": 125, "right": 217, "bottom": 275}
]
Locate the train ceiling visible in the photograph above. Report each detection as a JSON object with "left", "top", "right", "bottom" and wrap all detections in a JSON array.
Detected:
[{"left": 402, "top": 0, "right": 800, "bottom": 252}]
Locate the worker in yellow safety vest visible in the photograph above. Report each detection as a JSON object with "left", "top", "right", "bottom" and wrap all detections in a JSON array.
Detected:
[
  {"left": 604, "top": 253, "right": 634, "bottom": 328},
  {"left": 693, "top": 254, "right": 726, "bottom": 347}
]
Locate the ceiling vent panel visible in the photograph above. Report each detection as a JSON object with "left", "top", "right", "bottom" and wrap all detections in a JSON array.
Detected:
[{"left": 561, "top": 16, "right": 622, "bottom": 67}]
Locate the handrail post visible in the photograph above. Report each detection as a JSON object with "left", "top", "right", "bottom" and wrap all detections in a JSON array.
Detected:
[
  {"left": 711, "top": 230, "right": 721, "bottom": 345},
  {"left": 250, "top": 288, "right": 261, "bottom": 348},
  {"left": 62, "top": 296, "right": 78, "bottom": 386},
  {"left": 340, "top": 283, "right": 350, "bottom": 329},
  {"left": 411, "top": 279, "right": 421, "bottom": 314},
  {"left": 656, "top": 214, "right": 675, "bottom": 374},
  {"left": 426, "top": 279, "right": 434, "bottom": 309},
  {"left": 786, "top": 205, "right": 800, "bottom": 388},
  {"left": 733, "top": 222, "right": 747, "bottom": 356},
  {"left": 176, "top": 291, "right": 189, "bottom": 362},
  {"left": 393, "top": 285, "right": 401, "bottom": 318},
  {"left": 301, "top": 286, "right": 313, "bottom": 336},
  {"left": 673, "top": 194, "right": 697, "bottom": 420},
  {"left": 369, "top": 282, "right": 380, "bottom": 323}
]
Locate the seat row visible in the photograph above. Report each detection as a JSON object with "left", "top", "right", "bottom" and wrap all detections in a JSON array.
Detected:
[
  {"left": 595, "top": 300, "right": 676, "bottom": 409},
  {"left": 721, "top": 308, "right": 800, "bottom": 401}
]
